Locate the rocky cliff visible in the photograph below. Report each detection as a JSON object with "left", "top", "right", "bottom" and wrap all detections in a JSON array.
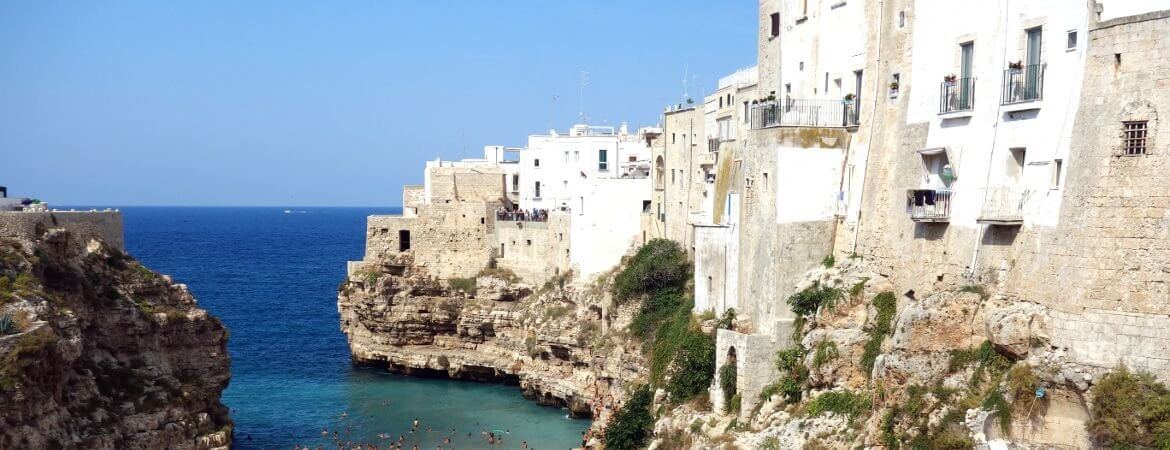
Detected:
[
  {"left": 0, "top": 228, "right": 231, "bottom": 449},
  {"left": 338, "top": 253, "right": 646, "bottom": 427}
]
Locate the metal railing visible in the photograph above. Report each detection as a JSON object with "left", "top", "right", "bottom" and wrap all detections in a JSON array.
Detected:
[
  {"left": 845, "top": 102, "right": 860, "bottom": 127},
  {"left": 750, "top": 98, "right": 856, "bottom": 129},
  {"left": 978, "top": 186, "right": 1031, "bottom": 224},
  {"left": 1001, "top": 64, "right": 1044, "bottom": 105},
  {"left": 496, "top": 209, "right": 550, "bottom": 222},
  {"left": 906, "top": 189, "right": 952, "bottom": 222},
  {"left": 940, "top": 77, "right": 975, "bottom": 114}
]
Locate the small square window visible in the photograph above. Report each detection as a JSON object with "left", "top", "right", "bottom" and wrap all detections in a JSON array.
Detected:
[
  {"left": 1066, "top": 30, "right": 1078, "bottom": 51},
  {"left": 1123, "top": 121, "right": 1148, "bottom": 155}
]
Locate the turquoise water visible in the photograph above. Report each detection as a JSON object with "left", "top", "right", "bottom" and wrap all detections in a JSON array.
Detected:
[{"left": 115, "top": 207, "right": 589, "bottom": 449}]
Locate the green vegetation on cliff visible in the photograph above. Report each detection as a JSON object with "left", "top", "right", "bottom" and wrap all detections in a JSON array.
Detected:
[
  {"left": 604, "top": 385, "right": 654, "bottom": 450},
  {"left": 1087, "top": 367, "right": 1170, "bottom": 448},
  {"left": 605, "top": 239, "right": 717, "bottom": 443}
]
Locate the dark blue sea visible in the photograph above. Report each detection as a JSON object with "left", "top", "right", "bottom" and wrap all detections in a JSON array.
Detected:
[{"left": 110, "top": 207, "right": 588, "bottom": 449}]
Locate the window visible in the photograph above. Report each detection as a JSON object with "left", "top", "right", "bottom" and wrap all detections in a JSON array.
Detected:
[
  {"left": 799, "top": 61, "right": 804, "bottom": 71},
  {"left": 598, "top": 149, "right": 608, "bottom": 170},
  {"left": 719, "top": 97, "right": 723, "bottom": 108},
  {"left": 534, "top": 158, "right": 540, "bottom": 167},
  {"left": 511, "top": 174, "right": 519, "bottom": 192},
  {"left": 898, "top": 10, "right": 905, "bottom": 27},
  {"left": 535, "top": 181, "right": 542, "bottom": 198},
  {"left": 574, "top": 151, "right": 579, "bottom": 162},
  {"left": 398, "top": 230, "right": 411, "bottom": 251},
  {"left": 717, "top": 117, "right": 734, "bottom": 142},
  {"left": 743, "top": 102, "right": 749, "bottom": 123},
  {"left": 1066, "top": 30, "right": 1078, "bottom": 51},
  {"left": 671, "top": 133, "right": 676, "bottom": 144},
  {"left": 1123, "top": 121, "right": 1149, "bottom": 155},
  {"left": 763, "top": 172, "right": 769, "bottom": 190},
  {"left": 1026, "top": 27, "right": 1043, "bottom": 67},
  {"left": 890, "top": 73, "right": 900, "bottom": 96},
  {"left": 579, "top": 197, "right": 585, "bottom": 215},
  {"left": 1051, "top": 159, "right": 1063, "bottom": 189},
  {"left": 770, "top": 12, "right": 780, "bottom": 37},
  {"left": 1007, "top": 148, "right": 1026, "bottom": 184},
  {"left": 671, "top": 169, "right": 676, "bottom": 184},
  {"left": 500, "top": 243, "right": 505, "bottom": 258},
  {"left": 526, "top": 239, "right": 532, "bottom": 246}
]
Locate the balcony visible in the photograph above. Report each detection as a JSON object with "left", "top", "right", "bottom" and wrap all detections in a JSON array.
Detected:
[
  {"left": 750, "top": 98, "right": 856, "bottom": 129},
  {"left": 906, "top": 189, "right": 952, "bottom": 222},
  {"left": 939, "top": 77, "right": 975, "bottom": 115},
  {"left": 977, "top": 186, "right": 1031, "bottom": 225},
  {"left": 1001, "top": 64, "right": 1044, "bottom": 106}
]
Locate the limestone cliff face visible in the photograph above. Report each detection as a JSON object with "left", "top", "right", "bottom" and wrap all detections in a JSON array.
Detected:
[
  {"left": 0, "top": 229, "right": 231, "bottom": 449},
  {"left": 338, "top": 253, "right": 645, "bottom": 421}
]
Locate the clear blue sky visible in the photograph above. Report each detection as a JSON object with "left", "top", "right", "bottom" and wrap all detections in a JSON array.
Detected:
[{"left": 0, "top": 1, "right": 756, "bottom": 206}]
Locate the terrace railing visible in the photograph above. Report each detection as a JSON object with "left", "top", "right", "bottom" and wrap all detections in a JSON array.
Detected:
[
  {"left": 750, "top": 98, "right": 856, "bottom": 129},
  {"left": 906, "top": 189, "right": 952, "bottom": 222},
  {"left": 940, "top": 77, "right": 975, "bottom": 114},
  {"left": 1001, "top": 64, "right": 1045, "bottom": 105},
  {"left": 977, "top": 186, "right": 1031, "bottom": 225}
]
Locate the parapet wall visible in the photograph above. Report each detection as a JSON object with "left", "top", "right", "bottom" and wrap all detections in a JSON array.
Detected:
[
  {"left": 494, "top": 214, "right": 571, "bottom": 283},
  {"left": 0, "top": 211, "right": 124, "bottom": 251},
  {"left": 365, "top": 201, "right": 498, "bottom": 280},
  {"left": 427, "top": 167, "right": 506, "bottom": 203}
]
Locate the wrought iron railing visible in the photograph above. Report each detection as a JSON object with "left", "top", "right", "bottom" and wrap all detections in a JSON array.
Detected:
[
  {"left": 1001, "top": 64, "right": 1044, "bottom": 105},
  {"left": 978, "top": 186, "right": 1031, "bottom": 224},
  {"left": 940, "top": 77, "right": 975, "bottom": 114},
  {"left": 906, "top": 189, "right": 952, "bottom": 221},
  {"left": 750, "top": 98, "right": 856, "bottom": 129}
]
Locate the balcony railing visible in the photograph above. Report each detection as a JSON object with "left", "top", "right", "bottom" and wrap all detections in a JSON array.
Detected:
[
  {"left": 1001, "top": 64, "right": 1044, "bottom": 105},
  {"left": 906, "top": 189, "right": 952, "bottom": 222},
  {"left": 845, "top": 101, "right": 859, "bottom": 127},
  {"left": 750, "top": 98, "right": 856, "bottom": 129},
  {"left": 940, "top": 77, "right": 975, "bottom": 114},
  {"left": 977, "top": 186, "right": 1031, "bottom": 225}
]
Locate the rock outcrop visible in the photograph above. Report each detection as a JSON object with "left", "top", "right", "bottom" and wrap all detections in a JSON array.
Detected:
[
  {"left": 338, "top": 253, "right": 646, "bottom": 423},
  {"left": 0, "top": 229, "right": 231, "bottom": 449}
]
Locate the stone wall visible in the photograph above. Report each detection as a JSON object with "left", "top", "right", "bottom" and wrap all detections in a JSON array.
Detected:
[
  {"left": 402, "top": 185, "right": 424, "bottom": 217},
  {"left": 495, "top": 214, "right": 571, "bottom": 283},
  {"left": 365, "top": 201, "right": 498, "bottom": 280},
  {"left": 738, "top": 127, "right": 850, "bottom": 336},
  {"left": 0, "top": 210, "right": 124, "bottom": 251},
  {"left": 711, "top": 329, "right": 782, "bottom": 419},
  {"left": 427, "top": 167, "right": 506, "bottom": 203}
]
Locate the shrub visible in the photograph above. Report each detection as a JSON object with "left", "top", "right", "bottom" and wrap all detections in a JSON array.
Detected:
[
  {"left": 478, "top": 267, "right": 520, "bottom": 284},
  {"left": 805, "top": 390, "right": 873, "bottom": 421},
  {"left": 1006, "top": 364, "right": 1046, "bottom": 416},
  {"left": 786, "top": 282, "right": 843, "bottom": 317},
  {"left": 726, "top": 393, "right": 741, "bottom": 416},
  {"left": 613, "top": 239, "right": 690, "bottom": 302},
  {"left": 448, "top": 277, "right": 477, "bottom": 294},
  {"left": 822, "top": 254, "right": 836, "bottom": 268},
  {"left": 661, "top": 319, "right": 716, "bottom": 402},
  {"left": 0, "top": 312, "right": 19, "bottom": 335},
  {"left": 812, "top": 340, "right": 839, "bottom": 369},
  {"left": 630, "top": 288, "right": 685, "bottom": 338},
  {"left": 982, "top": 389, "right": 1011, "bottom": 434},
  {"left": 849, "top": 277, "right": 869, "bottom": 300},
  {"left": 719, "top": 362, "right": 737, "bottom": 412},
  {"left": 860, "top": 291, "right": 897, "bottom": 377},
  {"left": 1086, "top": 367, "right": 1170, "bottom": 448},
  {"left": 947, "top": 341, "right": 1012, "bottom": 388},
  {"left": 714, "top": 308, "right": 736, "bottom": 331},
  {"left": 604, "top": 385, "right": 654, "bottom": 450}
]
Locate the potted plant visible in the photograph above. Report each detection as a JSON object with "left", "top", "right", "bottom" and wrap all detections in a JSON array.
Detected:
[
  {"left": 889, "top": 81, "right": 900, "bottom": 91},
  {"left": 686, "top": 97, "right": 694, "bottom": 105},
  {"left": 943, "top": 74, "right": 957, "bottom": 84},
  {"left": 766, "top": 94, "right": 776, "bottom": 101},
  {"left": 844, "top": 93, "right": 856, "bottom": 103},
  {"left": 1008, "top": 60, "right": 1023, "bottom": 71}
]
